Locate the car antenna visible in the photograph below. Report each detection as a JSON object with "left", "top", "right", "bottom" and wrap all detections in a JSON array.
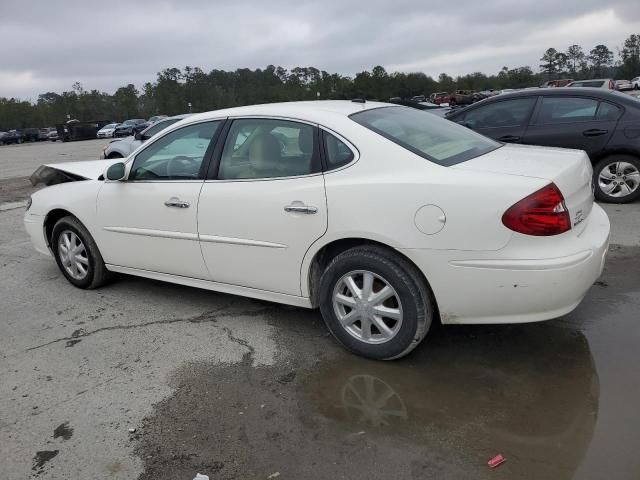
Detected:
[{"left": 352, "top": 98, "right": 366, "bottom": 103}]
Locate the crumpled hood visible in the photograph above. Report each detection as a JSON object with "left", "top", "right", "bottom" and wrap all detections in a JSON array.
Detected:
[{"left": 30, "top": 159, "right": 118, "bottom": 186}]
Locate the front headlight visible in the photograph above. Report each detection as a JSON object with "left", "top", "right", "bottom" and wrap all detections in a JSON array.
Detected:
[{"left": 26, "top": 197, "right": 32, "bottom": 211}]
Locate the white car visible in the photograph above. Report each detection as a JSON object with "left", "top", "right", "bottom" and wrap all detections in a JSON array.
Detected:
[
  {"left": 566, "top": 79, "right": 615, "bottom": 90},
  {"left": 25, "top": 101, "right": 610, "bottom": 360},
  {"left": 632, "top": 77, "right": 640, "bottom": 90},
  {"left": 97, "top": 123, "right": 120, "bottom": 139}
]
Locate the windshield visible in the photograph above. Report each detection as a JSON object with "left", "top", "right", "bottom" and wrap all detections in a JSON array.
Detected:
[
  {"left": 103, "top": 123, "right": 118, "bottom": 129},
  {"left": 350, "top": 106, "right": 500, "bottom": 166}
]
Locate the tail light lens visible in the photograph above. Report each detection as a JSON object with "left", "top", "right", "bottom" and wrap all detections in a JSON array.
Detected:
[{"left": 502, "top": 183, "right": 571, "bottom": 236}]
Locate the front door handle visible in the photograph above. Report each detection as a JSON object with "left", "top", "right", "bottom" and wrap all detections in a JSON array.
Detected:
[
  {"left": 284, "top": 203, "right": 318, "bottom": 214},
  {"left": 498, "top": 135, "right": 521, "bottom": 142},
  {"left": 583, "top": 128, "right": 608, "bottom": 137},
  {"left": 164, "top": 197, "right": 190, "bottom": 208}
]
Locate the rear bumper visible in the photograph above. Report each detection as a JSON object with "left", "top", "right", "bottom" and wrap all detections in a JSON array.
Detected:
[{"left": 400, "top": 204, "right": 610, "bottom": 324}]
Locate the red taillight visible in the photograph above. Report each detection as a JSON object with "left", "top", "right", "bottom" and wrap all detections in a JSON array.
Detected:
[{"left": 502, "top": 183, "right": 571, "bottom": 236}]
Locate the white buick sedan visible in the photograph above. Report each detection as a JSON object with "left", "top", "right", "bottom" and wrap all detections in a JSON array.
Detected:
[{"left": 25, "top": 101, "right": 610, "bottom": 359}]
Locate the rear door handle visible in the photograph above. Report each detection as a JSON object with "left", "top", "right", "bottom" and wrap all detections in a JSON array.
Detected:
[
  {"left": 284, "top": 203, "right": 318, "bottom": 214},
  {"left": 498, "top": 135, "right": 521, "bottom": 142},
  {"left": 164, "top": 197, "right": 190, "bottom": 208},
  {"left": 583, "top": 129, "right": 608, "bottom": 137}
]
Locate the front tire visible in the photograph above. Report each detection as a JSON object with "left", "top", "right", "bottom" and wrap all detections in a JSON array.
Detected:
[
  {"left": 52, "top": 216, "right": 111, "bottom": 289},
  {"left": 319, "top": 246, "right": 434, "bottom": 360},
  {"left": 593, "top": 155, "right": 640, "bottom": 204}
]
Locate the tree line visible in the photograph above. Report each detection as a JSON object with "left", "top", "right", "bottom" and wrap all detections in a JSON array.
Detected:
[
  {"left": 539, "top": 34, "right": 640, "bottom": 79},
  {"left": 1, "top": 34, "right": 638, "bottom": 130}
]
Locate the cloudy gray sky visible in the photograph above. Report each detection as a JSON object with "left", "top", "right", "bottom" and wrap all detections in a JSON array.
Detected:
[{"left": 1, "top": 0, "right": 639, "bottom": 100}]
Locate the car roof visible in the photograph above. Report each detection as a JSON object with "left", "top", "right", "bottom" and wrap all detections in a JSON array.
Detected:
[
  {"left": 487, "top": 87, "right": 634, "bottom": 100},
  {"left": 447, "top": 87, "right": 640, "bottom": 117},
  {"left": 184, "top": 100, "right": 392, "bottom": 124}
]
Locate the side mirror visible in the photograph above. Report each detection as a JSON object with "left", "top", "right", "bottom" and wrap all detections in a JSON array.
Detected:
[
  {"left": 456, "top": 120, "right": 473, "bottom": 129},
  {"left": 105, "top": 162, "right": 126, "bottom": 181}
]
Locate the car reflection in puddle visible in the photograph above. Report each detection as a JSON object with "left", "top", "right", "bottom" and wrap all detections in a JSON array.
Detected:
[{"left": 303, "top": 323, "right": 598, "bottom": 478}]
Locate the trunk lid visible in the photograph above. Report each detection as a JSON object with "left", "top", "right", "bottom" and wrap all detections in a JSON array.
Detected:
[{"left": 453, "top": 144, "right": 594, "bottom": 235}]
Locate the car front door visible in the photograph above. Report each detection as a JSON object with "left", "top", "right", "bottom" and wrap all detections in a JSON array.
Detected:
[
  {"left": 523, "top": 96, "right": 620, "bottom": 157},
  {"left": 197, "top": 117, "right": 327, "bottom": 296},
  {"left": 96, "top": 120, "right": 223, "bottom": 278},
  {"left": 457, "top": 97, "right": 537, "bottom": 143}
]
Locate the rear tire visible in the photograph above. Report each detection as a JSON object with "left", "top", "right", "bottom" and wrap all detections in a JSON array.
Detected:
[
  {"left": 319, "top": 246, "right": 434, "bottom": 360},
  {"left": 51, "top": 216, "right": 112, "bottom": 289},
  {"left": 593, "top": 155, "right": 640, "bottom": 204}
]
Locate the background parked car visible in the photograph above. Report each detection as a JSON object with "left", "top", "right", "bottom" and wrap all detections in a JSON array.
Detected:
[
  {"left": 38, "top": 128, "right": 50, "bottom": 141},
  {"left": 632, "top": 77, "right": 640, "bottom": 90},
  {"left": 113, "top": 119, "right": 146, "bottom": 138},
  {"left": 567, "top": 79, "right": 615, "bottom": 90},
  {"left": 103, "top": 114, "right": 192, "bottom": 158},
  {"left": 23, "top": 128, "right": 41, "bottom": 142},
  {"left": 0, "top": 130, "right": 25, "bottom": 145},
  {"left": 615, "top": 79, "right": 634, "bottom": 91},
  {"left": 147, "top": 115, "right": 168, "bottom": 124},
  {"left": 449, "top": 90, "right": 477, "bottom": 106},
  {"left": 429, "top": 92, "right": 451, "bottom": 105},
  {"left": 447, "top": 87, "right": 640, "bottom": 203},
  {"left": 47, "top": 128, "right": 59, "bottom": 142},
  {"left": 97, "top": 123, "right": 120, "bottom": 138},
  {"left": 541, "top": 79, "right": 574, "bottom": 88}
]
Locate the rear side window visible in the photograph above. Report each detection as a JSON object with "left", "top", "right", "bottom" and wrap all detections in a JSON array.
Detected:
[
  {"left": 323, "top": 132, "right": 354, "bottom": 170},
  {"left": 351, "top": 106, "right": 500, "bottom": 166},
  {"left": 595, "top": 102, "right": 621, "bottom": 121},
  {"left": 463, "top": 98, "right": 536, "bottom": 128},
  {"left": 535, "top": 97, "right": 598, "bottom": 124},
  {"left": 218, "top": 118, "right": 320, "bottom": 180}
]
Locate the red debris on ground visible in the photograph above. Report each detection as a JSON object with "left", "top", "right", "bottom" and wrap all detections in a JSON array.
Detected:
[{"left": 488, "top": 454, "right": 506, "bottom": 469}]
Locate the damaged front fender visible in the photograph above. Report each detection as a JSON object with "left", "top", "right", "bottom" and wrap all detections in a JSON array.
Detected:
[
  {"left": 29, "top": 159, "right": 116, "bottom": 187},
  {"left": 30, "top": 165, "right": 88, "bottom": 187}
]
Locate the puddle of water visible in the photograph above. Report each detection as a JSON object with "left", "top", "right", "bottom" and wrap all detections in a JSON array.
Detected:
[{"left": 303, "top": 324, "right": 598, "bottom": 479}]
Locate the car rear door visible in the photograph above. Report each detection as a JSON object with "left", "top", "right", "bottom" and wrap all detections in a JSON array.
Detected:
[
  {"left": 197, "top": 117, "right": 327, "bottom": 296},
  {"left": 455, "top": 97, "right": 537, "bottom": 143},
  {"left": 522, "top": 95, "right": 620, "bottom": 157}
]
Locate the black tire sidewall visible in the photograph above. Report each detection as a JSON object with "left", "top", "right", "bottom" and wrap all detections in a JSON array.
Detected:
[
  {"left": 51, "top": 219, "right": 97, "bottom": 289},
  {"left": 319, "top": 250, "right": 429, "bottom": 360},
  {"left": 593, "top": 155, "right": 640, "bottom": 204}
]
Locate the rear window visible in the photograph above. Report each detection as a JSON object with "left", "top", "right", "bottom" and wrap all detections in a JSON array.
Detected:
[
  {"left": 572, "top": 81, "right": 605, "bottom": 88},
  {"left": 350, "top": 106, "right": 500, "bottom": 166}
]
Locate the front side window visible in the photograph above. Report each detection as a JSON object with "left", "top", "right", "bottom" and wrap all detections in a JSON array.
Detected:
[
  {"left": 535, "top": 97, "right": 599, "bottom": 124},
  {"left": 218, "top": 119, "right": 319, "bottom": 179},
  {"left": 351, "top": 106, "right": 500, "bottom": 166},
  {"left": 463, "top": 98, "right": 536, "bottom": 128},
  {"left": 129, "top": 121, "right": 220, "bottom": 180}
]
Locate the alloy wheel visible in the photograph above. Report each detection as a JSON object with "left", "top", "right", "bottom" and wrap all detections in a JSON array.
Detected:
[
  {"left": 58, "top": 230, "right": 89, "bottom": 280},
  {"left": 598, "top": 161, "right": 640, "bottom": 198},
  {"left": 332, "top": 270, "right": 403, "bottom": 344}
]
